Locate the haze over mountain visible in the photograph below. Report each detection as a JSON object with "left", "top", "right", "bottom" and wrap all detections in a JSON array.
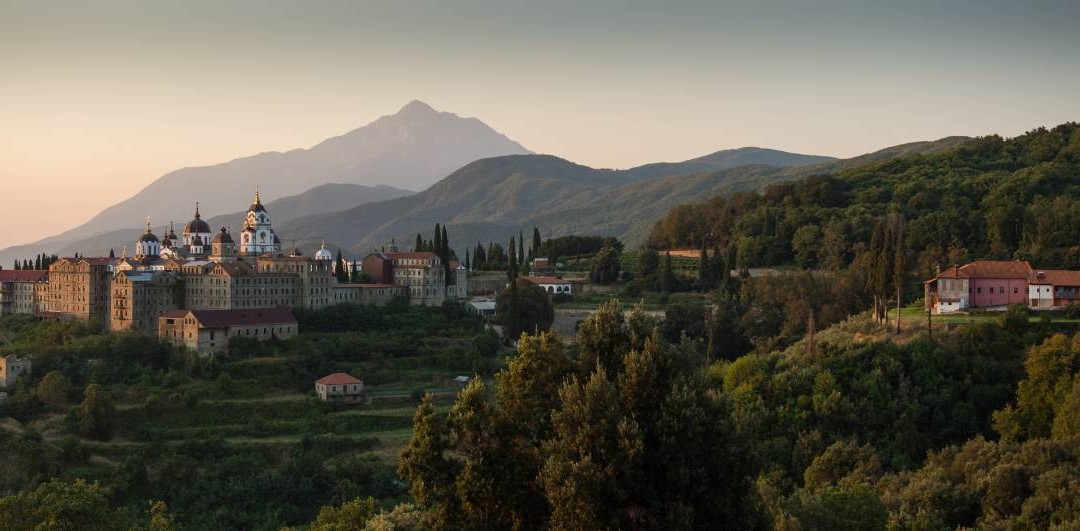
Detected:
[
  {"left": 0, "top": 183, "right": 413, "bottom": 265},
  {"left": 276, "top": 138, "right": 964, "bottom": 256},
  {"left": 0, "top": 100, "right": 529, "bottom": 258}
]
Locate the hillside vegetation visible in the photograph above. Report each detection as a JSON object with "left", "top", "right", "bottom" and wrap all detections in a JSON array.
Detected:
[{"left": 649, "top": 123, "right": 1080, "bottom": 278}]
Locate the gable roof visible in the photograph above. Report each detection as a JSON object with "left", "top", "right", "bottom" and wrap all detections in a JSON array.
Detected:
[
  {"left": 0, "top": 270, "right": 47, "bottom": 282},
  {"left": 315, "top": 372, "right": 362, "bottom": 385},
  {"left": 162, "top": 307, "right": 296, "bottom": 328},
  {"left": 1030, "top": 269, "right": 1080, "bottom": 286},
  {"left": 960, "top": 260, "right": 1033, "bottom": 279}
]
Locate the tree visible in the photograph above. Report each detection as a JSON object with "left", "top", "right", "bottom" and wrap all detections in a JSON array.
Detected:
[
  {"left": 415, "top": 233, "right": 424, "bottom": 252},
  {"left": 792, "top": 224, "right": 823, "bottom": 270},
  {"left": 532, "top": 228, "right": 542, "bottom": 261},
  {"left": 77, "top": 384, "right": 116, "bottom": 441},
  {"left": 635, "top": 246, "right": 659, "bottom": 281},
  {"left": 508, "top": 237, "right": 518, "bottom": 282},
  {"left": 334, "top": 249, "right": 348, "bottom": 283},
  {"left": 497, "top": 279, "right": 554, "bottom": 338},
  {"left": 519, "top": 230, "right": 525, "bottom": 268},
  {"left": 35, "top": 371, "right": 71, "bottom": 409},
  {"left": 108, "top": 248, "right": 115, "bottom": 259},
  {"left": 398, "top": 395, "right": 457, "bottom": 527},
  {"left": 698, "top": 240, "right": 712, "bottom": 290},
  {"left": 0, "top": 478, "right": 119, "bottom": 530},
  {"left": 309, "top": 497, "right": 378, "bottom": 531},
  {"left": 660, "top": 252, "right": 675, "bottom": 294},
  {"left": 590, "top": 243, "right": 620, "bottom": 284}
]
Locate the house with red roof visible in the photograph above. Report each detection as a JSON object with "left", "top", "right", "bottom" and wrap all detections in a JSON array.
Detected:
[
  {"left": 158, "top": 307, "right": 297, "bottom": 354},
  {"left": 315, "top": 372, "right": 364, "bottom": 403},
  {"left": 925, "top": 260, "right": 1080, "bottom": 314}
]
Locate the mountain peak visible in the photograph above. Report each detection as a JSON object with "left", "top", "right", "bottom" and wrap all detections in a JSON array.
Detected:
[{"left": 397, "top": 99, "right": 438, "bottom": 117}]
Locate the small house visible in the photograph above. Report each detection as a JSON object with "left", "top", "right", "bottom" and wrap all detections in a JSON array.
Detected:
[
  {"left": 0, "top": 354, "right": 31, "bottom": 389},
  {"left": 315, "top": 372, "right": 364, "bottom": 403}
]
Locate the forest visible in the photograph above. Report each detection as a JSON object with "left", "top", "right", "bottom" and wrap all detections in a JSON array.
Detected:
[{"left": 649, "top": 123, "right": 1080, "bottom": 280}]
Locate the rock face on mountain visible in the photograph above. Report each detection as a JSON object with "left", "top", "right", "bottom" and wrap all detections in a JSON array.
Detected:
[{"left": 2, "top": 100, "right": 529, "bottom": 260}]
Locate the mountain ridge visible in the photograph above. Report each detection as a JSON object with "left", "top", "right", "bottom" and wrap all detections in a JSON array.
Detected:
[{"left": 5, "top": 100, "right": 530, "bottom": 258}]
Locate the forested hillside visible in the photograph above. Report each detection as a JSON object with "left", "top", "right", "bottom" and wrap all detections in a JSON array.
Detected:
[{"left": 649, "top": 123, "right": 1080, "bottom": 279}]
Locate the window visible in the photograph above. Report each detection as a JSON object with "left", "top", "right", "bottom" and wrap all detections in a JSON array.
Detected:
[
  {"left": 1014, "top": 287, "right": 1019, "bottom": 294},
  {"left": 999, "top": 287, "right": 1004, "bottom": 294},
  {"left": 977, "top": 287, "right": 982, "bottom": 294}
]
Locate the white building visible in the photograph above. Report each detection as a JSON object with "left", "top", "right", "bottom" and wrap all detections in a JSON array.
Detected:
[{"left": 525, "top": 275, "right": 572, "bottom": 294}]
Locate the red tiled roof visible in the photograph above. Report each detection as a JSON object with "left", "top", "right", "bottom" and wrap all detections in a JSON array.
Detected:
[
  {"left": 0, "top": 270, "right": 47, "bottom": 282},
  {"left": 315, "top": 372, "right": 362, "bottom": 385},
  {"left": 1030, "top": 269, "right": 1080, "bottom": 286},
  {"left": 81, "top": 258, "right": 115, "bottom": 266},
  {"left": 959, "top": 260, "right": 1033, "bottom": 279},
  {"left": 162, "top": 307, "right": 296, "bottom": 328},
  {"left": 525, "top": 276, "right": 570, "bottom": 285}
]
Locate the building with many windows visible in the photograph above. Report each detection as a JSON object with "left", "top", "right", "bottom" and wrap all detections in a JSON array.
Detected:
[
  {"left": 0, "top": 270, "right": 48, "bottom": 316},
  {"left": 158, "top": 307, "right": 297, "bottom": 355}
]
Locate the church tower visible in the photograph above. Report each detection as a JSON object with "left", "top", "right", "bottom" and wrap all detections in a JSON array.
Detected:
[
  {"left": 182, "top": 203, "right": 212, "bottom": 258},
  {"left": 210, "top": 226, "right": 237, "bottom": 262},
  {"left": 239, "top": 187, "right": 281, "bottom": 257},
  {"left": 135, "top": 218, "right": 160, "bottom": 260}
]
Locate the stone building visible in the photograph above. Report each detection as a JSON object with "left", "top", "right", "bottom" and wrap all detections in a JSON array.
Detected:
[
  {"left": 44, "top": 257, "right": 115, "bottom": 328},
  {"left": 388, "top": 252, "right": 445, "bottom": 306},
  {"left": 158, "top": 307, "right": 297, "bottom": 355},
  {"left": 0, "top": 354, "right": 31, "bottom": 388},
  {"left": 0, "top": 270, "right": 48, "bottom": 316},
  {"left": 331, "top": 283, "right": 408, "bottom": 305},
  {"left": 255, "top": 254, "right": 333, "bottom": 309},
  {"left": 315, "top": 372, "right": 364, "bottom": 403},
  {"left": 110, "top": 270, "right": 181, "bottom": 332}
]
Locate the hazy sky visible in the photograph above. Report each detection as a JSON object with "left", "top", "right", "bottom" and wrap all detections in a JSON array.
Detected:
[{"left": 2, "top": 0, "right": 1078, "bottom": 249}]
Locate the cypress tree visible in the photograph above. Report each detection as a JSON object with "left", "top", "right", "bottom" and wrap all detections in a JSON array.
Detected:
[
  {"left": 34, "top": 255, "right": 41, "bottom": 270},
  {"left": 711, "top": 245, "right": 728, "bottom": 293},
  {"left": 519, "top": 230, "right": 525, "bottom": 268},
  {"left": 533, "top": 227, "right": 542, "bottom": 259},
  {"left": 508, "top": 237, "right": 518, "bottom": 282},
  {"left": 698, "top": 240, "right": 710, "bottom": 290},
  {"left": 415, "top": 233, "right": 424, "bottom": 252},
  {"left": 661, "top": 252, "right": 674, "bottom": 294},
  {"left": 109, "top": 249, "right": 115, "bottom": 259},
  {"left": 13, "top": 260, "right": 20, "bottom": 270},
  {"left": 434, "top": 223, "right": 442, "bottom": 255}
]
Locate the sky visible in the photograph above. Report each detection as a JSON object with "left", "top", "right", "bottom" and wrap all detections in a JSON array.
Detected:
[{"left": 1, "top": 0, "right": 1079, "bottom": 249}]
